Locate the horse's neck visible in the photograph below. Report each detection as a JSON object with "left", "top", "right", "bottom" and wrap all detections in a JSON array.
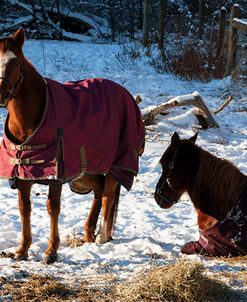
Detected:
[{"left": 7, "top": 60, "right": 46, "bottom": 143}]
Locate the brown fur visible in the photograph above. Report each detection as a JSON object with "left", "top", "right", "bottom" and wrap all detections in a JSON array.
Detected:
[{"left": 191, "top": 148, "right": 247, "bottom": 220}]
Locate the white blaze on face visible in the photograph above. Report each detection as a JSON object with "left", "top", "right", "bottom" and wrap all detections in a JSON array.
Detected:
[{"left": 0, "top": 50, "right": 16, "bottom": 78}]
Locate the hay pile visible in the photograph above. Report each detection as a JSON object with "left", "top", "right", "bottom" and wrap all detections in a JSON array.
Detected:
[
  {"left": 0, "top": 259, "right": 244, "bottom": 301},
  {"left": 0, "top": 274, "right": 77, "bottom": 301},
  {"left": 114, "top": 259, "right": 239, "bottom": 302}
]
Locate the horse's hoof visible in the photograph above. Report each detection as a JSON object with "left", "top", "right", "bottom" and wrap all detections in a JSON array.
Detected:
[
  {"left": 83, "top": 233, "right": 95, "bottom": 243},
  {"left": 14, "top": 253, "right": 28, "bottom": 261},
  {"left": 95, "top": 234, "right": 107, "bottom": 244},
  {"left": 181, "top": 241, "right": 203, "bottom": 255},
  {"left": 43, "top": 252, "right": 58, "bottom": 264}
]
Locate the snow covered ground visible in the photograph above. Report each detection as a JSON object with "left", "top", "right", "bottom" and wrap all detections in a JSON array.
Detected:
[{"left": 0, "top": 39, "right": 246, "bottom": 292}]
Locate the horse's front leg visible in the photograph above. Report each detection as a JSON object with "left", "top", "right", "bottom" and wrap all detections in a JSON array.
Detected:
[
  {"left": 84, "top": 193, "right": 102, "bottom": 242},
  {"left": 82, "top": 174, "right": 104, "bottom": 242},
  {"left": 196, "top": 208, "right": 218, "bottom": 231},
  {"left": 96, "top": 175, "right": 118, "bottom": 244},
  {"left": 44, "top": 184, "right": 62, "bottom": 264},
  {"left": 15, "top": 180, "right": 33, "bottom": 261}
]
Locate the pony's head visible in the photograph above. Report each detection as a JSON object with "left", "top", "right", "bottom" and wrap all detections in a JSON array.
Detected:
[
  {"left": 0, "top": 27, "right": 25, "bottom": 106},
  {"left": 154, "top": 132, "right": 198, "bottom": 208}
]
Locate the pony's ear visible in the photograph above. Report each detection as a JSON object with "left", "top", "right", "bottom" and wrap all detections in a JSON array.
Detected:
[
  {"left": 171, "top": 131, "right": 180, "bottom": 146},
  {"left": 189, "top": 132, "right": 198, "bottom": 143},
  {"left": 12, "top": 27, "right": 25, "bottom": 49}
]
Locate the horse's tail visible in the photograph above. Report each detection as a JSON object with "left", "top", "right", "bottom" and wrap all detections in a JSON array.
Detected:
[{"left": 109, "top": 183, "right": 121, "bottom": 236}]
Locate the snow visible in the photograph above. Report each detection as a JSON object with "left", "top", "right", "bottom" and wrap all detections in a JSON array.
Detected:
[
  {"left": 233, "top": 18, "right": 247, "bottom": 26},
  {"left": 0, "top": 39, "right": 247, "bottom": 291}
]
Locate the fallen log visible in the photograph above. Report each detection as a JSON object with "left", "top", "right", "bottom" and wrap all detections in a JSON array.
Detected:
[{"left": 143, "top": 92, "right": 219, "bottom": 128}]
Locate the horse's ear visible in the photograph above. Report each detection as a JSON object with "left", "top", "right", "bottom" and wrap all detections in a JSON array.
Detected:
[
  {"left": 189, "top": 132, "right": 198, "bottom": 143},
  {"left": 12, "top": 27, "right": 25, "bottom": 49},
  {"left": 171, "top": 131, "right": 180, "bottom": 146}
]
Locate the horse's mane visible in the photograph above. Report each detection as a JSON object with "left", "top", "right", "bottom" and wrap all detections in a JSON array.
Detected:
[{"left": 190, "top": 145, "right": 247, "bottom": 220}]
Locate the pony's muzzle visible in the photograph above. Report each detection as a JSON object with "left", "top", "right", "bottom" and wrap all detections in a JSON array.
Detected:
[{"left": 154, "top": 189, "right": 174, "bottom": 209}]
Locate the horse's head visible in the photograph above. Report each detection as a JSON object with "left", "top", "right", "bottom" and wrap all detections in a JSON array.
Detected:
[
  {"left": 0, "top": 27, "right": 25, "bottom": 106},
  {"left": 154, "top": 131, "right": 198, "bottom": 209}
]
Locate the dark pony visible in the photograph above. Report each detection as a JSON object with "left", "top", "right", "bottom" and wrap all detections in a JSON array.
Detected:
[
  {"left": 0, "top": 28, "right": 145, "bottom": 263},
  {"left": 155, "top": 132, "right": 247, "bottom": 257}
]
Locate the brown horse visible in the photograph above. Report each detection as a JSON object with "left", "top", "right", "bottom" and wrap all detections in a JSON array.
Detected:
[
  {"left": 155, "top": 132, "right": 247, "bottom": 257},
  {"left": 0, "top": 28, "right": 145, "bottom": 263}
]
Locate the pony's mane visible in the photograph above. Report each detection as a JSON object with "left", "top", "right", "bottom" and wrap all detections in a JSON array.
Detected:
[{"left": 191, "top": 145, "right": 247, "bottom": 220}]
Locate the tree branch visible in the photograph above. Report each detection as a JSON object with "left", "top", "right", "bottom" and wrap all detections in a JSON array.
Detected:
[{"left": 214, "top": 96, "right": 233, "bottom": 114}]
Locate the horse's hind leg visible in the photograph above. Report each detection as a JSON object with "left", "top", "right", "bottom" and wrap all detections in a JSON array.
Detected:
[
  {"left": 107, "top": 183, "right": 120, "bottom": 241},
  {"left": 44, "top": 184, "right": 62, "bottom": 264},
  {"left": 15, "top": 180, "right": 33, "bottom": 261},
  {"left": 95, "top": 174, "right": 119, "bottom": 244}
]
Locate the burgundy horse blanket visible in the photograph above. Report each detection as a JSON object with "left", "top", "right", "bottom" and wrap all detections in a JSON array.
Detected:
[
  {"left": 0, "top": 78, "right": 145, "bottom": 192},
  {"left": 182, "top": 184, "right": 247, "bottom": 257}
]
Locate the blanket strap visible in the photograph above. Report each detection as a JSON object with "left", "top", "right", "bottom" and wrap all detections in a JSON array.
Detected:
[
  {"left": 9, "top": 158, "right": 44, "bottom": 165},
  {"left": 10, "top": 143, "right": 46, "bottom": 151}
]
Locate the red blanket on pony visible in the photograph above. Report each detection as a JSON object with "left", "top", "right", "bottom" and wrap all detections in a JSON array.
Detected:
[
  {"left": 0, "top": 78, "right": 145, "bottom": 192},
  {"left": 182, "top": 185, "right": 247, "bottom": 257}
]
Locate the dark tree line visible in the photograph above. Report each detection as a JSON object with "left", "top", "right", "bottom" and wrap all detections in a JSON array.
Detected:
[{"left": 1, "top": 0, "right": 246, "bottom": 41}]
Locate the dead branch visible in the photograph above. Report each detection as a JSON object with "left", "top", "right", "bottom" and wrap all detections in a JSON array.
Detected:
[
  {"left": 214, "top": 96, "right": 233, "bottom": 114},
  {"left": 0, "top": 16, "right": 34, "bottom": 34},
  {"left": 135, "top": 94, "right": 143, "bottom": 104},
  {"left": 143, "top": 92, "right": 219, "bottom": 128}
]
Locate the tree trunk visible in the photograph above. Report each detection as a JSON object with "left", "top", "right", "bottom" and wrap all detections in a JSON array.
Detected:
[
  {"left": 198, "top": 0, "right": 205, "bottom": 39},
  {"left": 215, "top": 7, "right": 227, "bottom": 78},
  {"left": 55, "top": 0, "right": 63, "bottom": 39},
  {"left": 109, "top": 0, "right": 115, "bottom": 41},
  {"left": 142, "top": 0, "right": 150, "bottom": 47},
  {"left": 39, "top": 0, "right": 48, "bottom": 21},
  {"left": 158, "top": 0, "right": 166, "bottom": 52},
  {"left": 227, "top": 4, "right": 240, "bottom": 75},
  {"left": 129, "top": 0, "right": 135, "bottom": 39},
  {"left": 207, "top": 16, "right": 215, "bottom": 73}
]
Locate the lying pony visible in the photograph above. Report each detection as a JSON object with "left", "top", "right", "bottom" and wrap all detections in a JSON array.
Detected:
[{"left": 155, "top": 132, "right": 247, "bottom": 257}]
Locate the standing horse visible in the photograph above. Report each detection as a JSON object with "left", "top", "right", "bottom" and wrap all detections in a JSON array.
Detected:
[
  {"left": 0, "top": 28, "right": 145, "bottom": 263},
  {"left": 155, "top": 132, "right": 247, "bottom": 257}
]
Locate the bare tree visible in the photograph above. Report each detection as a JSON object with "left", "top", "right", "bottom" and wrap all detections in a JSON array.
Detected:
[
  {"left": 109, "top": 0, "right": 116, "bottom": 41},
  {"left": 142, "top": 0, "right": 150, "bottom": 47},
  {"left": 55, "top": 0, "right": 63, "bottom": 39},
  {"left": 198, "top": 0, "right": 205, "bottom": 39},
  {"left": 158, "top": 0, "right": 166, "bottom": 52}
]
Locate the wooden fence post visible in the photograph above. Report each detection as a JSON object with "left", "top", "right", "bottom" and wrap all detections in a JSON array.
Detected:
[
  {"left": 227, "top": 4, "right": 240, "bottom": 75},
  {"left": 142, "top": 0, "right": 150, "bottom": 47},
  {"left": 215, "top": 7, "right": 227, "bottom": 77}
]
